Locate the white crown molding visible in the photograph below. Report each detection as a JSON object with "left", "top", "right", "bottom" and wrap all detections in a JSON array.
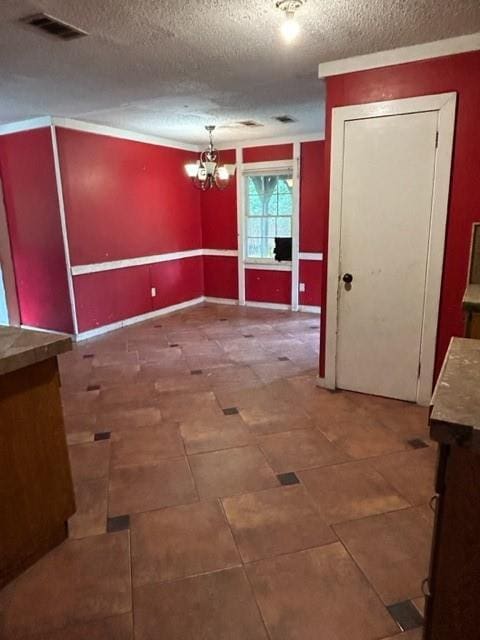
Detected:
[
  {"left": 318, "top": 33, "right": 480, "bottom": 78},
  {"left": 299, "top": 252, "right": 324, "bottom": 261},
  {"left": 52, "top": 117, "right": 201, "bottom": 152},
  {"left": 216, "top": 132, "right": 324, "bottom": 151},
  {"left": 0, "top": 116, "right": 53, "bottom": 136}
]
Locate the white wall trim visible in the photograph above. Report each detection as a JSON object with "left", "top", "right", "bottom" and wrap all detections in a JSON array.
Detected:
[
  {"left": 245, "top": 301, "right": 291, "bottom": 311},
  {"left": 241, "top": 159, "right": 294, "bottom": 173},
  {"left": 245, "top": 263, "right": 291, "bottom": 272},
  {"left": 299, "top": 252, "right": 323, "bottom": 261},
  {"left": 0, "top": 116, "right": 53, "bottom": 136},
  {"left": 203, "top": 249, "right": 238, "bottom": 257},
  {"left": 217, "top": 132, "right": 324, "bottom": 150},
  {"left": 50, "top": 125, "right": 79, "bottom": 335},
  {"left": 291, "top": 142, "right": 301, "bottom": 311},
  {"left": 75, "top": 296, "right": 205, "bottom": 340},
  {"left": 52, "top": 117, "right": 200, "bottom": 152},
  {"left": 236, "top": 146, "right": 246, "bottom": 306},
  {"left": 318, "top": 33, "right": 480, "bottom": 78},
  {"left": 71, "top": 249, "right": 239, "bottom": 276},
  {"left": 325, "top": 92, "right": 457, "bottom": 405},
  {"left": 298, "top": 305, "right": 321, "bottom": 314},
  {"left": 204, "top": 296, "right": 238, "bottom": 305}
]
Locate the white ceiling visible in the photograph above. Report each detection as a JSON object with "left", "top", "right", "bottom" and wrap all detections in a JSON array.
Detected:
[{"left": 0, "top": 0, "right": 479, "bottom": 145}]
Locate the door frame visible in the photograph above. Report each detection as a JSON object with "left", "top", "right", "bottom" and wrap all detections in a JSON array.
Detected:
[{"left": 321, "top": 92, "right": 457, "bottom": 405}]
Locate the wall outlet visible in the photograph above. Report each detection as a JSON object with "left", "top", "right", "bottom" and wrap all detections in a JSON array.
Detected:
[
  {"left": 299, "top": 282, "right": 306, "bottom": 292},
  {"left": 151, "top": 287, "right": 156, "bottom": 297}
]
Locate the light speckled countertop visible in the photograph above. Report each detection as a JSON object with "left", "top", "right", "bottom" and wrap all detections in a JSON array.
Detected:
[
  {"left": 430, "top": 337, "right": 480, "bottom": 447},
  {"left": 0, "top": 326, "right": 71, "bottom": 376},
  {"left": 463, "top": 284, "right": 480, "bottom": 313}
]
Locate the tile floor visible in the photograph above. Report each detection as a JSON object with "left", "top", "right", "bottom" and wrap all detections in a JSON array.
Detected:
[{"left": 0, "top": 303, "right": 435, "bottom": 640}]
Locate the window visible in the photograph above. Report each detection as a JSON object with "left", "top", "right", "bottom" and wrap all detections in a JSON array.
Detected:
[{"left": 245, "top": 172, "right": 293, "bottom": 260}]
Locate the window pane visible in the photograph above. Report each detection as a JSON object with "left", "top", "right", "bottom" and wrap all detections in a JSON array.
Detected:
[
  {"left": 267, "top": 217, "right": 276, "bottom": 237},
  {"left": 248, "top": 194, "right": 263, "bottom": 216},
  {"left": 247, "top": 218, "right": 262, "bottom": 238},
  {"left": 267, "top": 238, "right": 275, "bottom": 258},
  {"left": 247, "top": 238, "right": 262, "bottom": 258},
  {"left": 276, "top": 217, "right": 291, "bottom": 237},
  {"left": 278, "top": 192, "right": 292, "bottom": 214}
]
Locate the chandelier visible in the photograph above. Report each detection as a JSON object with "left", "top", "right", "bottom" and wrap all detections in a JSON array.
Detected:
[{"left": 184, "top": 125, "right": 235, "bottom": 191}]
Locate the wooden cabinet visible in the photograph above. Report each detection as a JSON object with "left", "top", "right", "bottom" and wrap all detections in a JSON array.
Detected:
[
  {"left": 0, "top": 328, "right": 74, "bottom": 589},
  {"left": 424, "top": 338, "right": 480, "bottom": 639}
]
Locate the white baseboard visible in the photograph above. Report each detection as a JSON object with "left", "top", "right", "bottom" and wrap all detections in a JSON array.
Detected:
[
  {"left": 245, "top": 301, "right": 291, "bottom": 311},
  {"left": 204, "top": 297, "right": 239, "bottom": 305},
  {"left": 74, "top": 296, "right": 204, "bottom": 341},
  {"left": 298, "top": 305, "right": 321, "bottom": 314}
]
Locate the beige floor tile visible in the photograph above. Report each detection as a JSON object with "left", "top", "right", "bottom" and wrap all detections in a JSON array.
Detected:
[
  {"left": 108, "top": 458, "right": 197, "bottom": 516},
  {"left": 223, "top": 485, "right": 336, "bottom": 562},
  {"left": 134, "top": 567, "right": 268, "bottom": 640},
  {"left": 299, "top": 460, "right": 410, "bottom": 524},
  {"left": 96, "top": 406, "right": 162, "bottom": 432},
  {"left": 180, "top": 415, "right": 252, "bottom": 454},
  {"left": 131, "top": 501, "right": 240, "bottom": 585},
  {"left": 68, "top": 440, "right": 110, "bottom": 484},
  {"left": 16, "top": 613, "right": 133, "bottom": 639},
  {"left": 370, "top": 447, "right": 437, "bottom": 505},
  {"left": 334, "top": 506, "right": 434, "bottom": 604},
  {"left": 382, "top": 629, "right": 423, "bottom": 640},
  {"left": 0, "top": 533, "right": 131, "bottom": 638},
  {"left": 258, "top": 428, "right": 349, "bottom": 473},
  {"left": 189, "top": 446, "right": 279, "bottom": 499},
  {"left": 68, "top": 477, "right": 108, "bottom": 539},
  {"left": 247, "top": 543, "right": 398, "bottom": 640},
  {"left": 111, "top": 423, "right": 184, "bottom": 468}
]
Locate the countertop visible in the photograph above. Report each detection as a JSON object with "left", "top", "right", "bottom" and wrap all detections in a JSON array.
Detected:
[
  {"left": 462, "top": 283, "right": 480, "bottom": 313},
  {"left": 430, "top": 337, "right": 480, "bottom": 448},
  {"left": 0, "top": 326, "right": 72, "bottom": 376}
]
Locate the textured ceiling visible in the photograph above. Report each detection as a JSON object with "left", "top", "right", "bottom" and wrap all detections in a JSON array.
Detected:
[{"left": 0, "top": 0, "right": 479, "bottom": 144}]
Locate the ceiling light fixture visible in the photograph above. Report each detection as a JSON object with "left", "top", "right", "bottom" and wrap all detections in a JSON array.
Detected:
[
  {"left": 184, "top": 125, "right": 235, "bottom": 191},
  {"left": 276, "top": 0, "right": 305, "bottom": 44}
]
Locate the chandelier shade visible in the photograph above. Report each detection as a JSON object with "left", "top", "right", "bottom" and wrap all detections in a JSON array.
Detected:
[{"left": 184, "top": 126, "right": 235, "bottom": 191}]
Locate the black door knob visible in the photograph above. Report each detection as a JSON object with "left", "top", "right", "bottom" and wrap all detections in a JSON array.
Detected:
[{"left": 342, "top": 273, "right": 353, "bottom": 284}]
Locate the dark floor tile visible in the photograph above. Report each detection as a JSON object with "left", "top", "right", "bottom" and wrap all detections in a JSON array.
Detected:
[
  {"left": 191, "top": 369, "right": 203, "bottom": 375},
  {"left": 243, "top": 334, "right": 254, "bottom": 338},
  {"left": 407, "top": 438, "right": 429, "bottom": 449},
  {"left": 223, "top": 406, "right": 239, "bottom": 415},
  {"left": 107, "top": 514, "right": 131, "bottom": 533},
  {"left": 82, "top": 353, "right": 94, "bottom": 359},
  {"left": 277, "top": 356, "right": 290, "bottom": 361},
  {"left": 94, "top": 431, "right": 111, "bottom": 441},
  {"left": 87, "top": 384, "right": 101, "bottom": 391},
  {"left": 387, "top": 600, "right": 424, "bottom": 632},
  {"left": 169, "top": 343, "right": 179, "bottom": 347},
  {"left": 277, "top": 471, "right": 300, "bottom": 485}
]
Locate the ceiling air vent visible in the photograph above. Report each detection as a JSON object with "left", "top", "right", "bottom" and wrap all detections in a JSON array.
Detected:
[
  {"left": 238, "top": 120, "right": 263, "bottom": 128},
  {"left": 21, "top": 13, "right": 88, "bottom": 41},
  {"left": 274, "top": 115, "right": 297, "bottom": 124}
]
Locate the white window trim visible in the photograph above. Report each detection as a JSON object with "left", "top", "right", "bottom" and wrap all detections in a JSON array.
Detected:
[
  {"left": 320, "top": 92, "right": 456, "bottom": 406},
  {"left": 241, "top": 160, "right": 295, "bottom": 267}
]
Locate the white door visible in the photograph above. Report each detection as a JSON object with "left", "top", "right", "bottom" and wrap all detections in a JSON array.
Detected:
[{"left": 336, "top": 111, "right": 439, "bottom": 401}]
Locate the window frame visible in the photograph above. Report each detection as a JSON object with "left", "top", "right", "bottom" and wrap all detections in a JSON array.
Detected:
[{"left": 242, "top": 161, "right": 295, "bottom": 266}]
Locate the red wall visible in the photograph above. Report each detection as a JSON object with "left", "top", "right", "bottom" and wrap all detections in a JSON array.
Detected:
[
  {"left": 56, "top": 128, "right": 202, "bottom": 265},
  {"left": 204, "top": 255, "right": 238, "bottom": 300},
  {"left": 74, "top": 257, "right": 204, "bottom": 332},
  {"left": 299, "top": 260, "right": 322, "bottom": 307},
  {"left": 201, "top": 148, "right": 237, "bottom": 251},
  {"left": 245, "top": 269, "right": 291, "bottom": 304},
  {"left": 243, "top": 144, "right": 293, "bottom": 163},
  {"left": 321, "top": 50, "right": 480, "bottom": 378},
  {"left": 0, "top": 128, "right": 73, "bottom": 333},
  {"left": 56, "top": 128, "right": 204, "bottom": 331}
]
